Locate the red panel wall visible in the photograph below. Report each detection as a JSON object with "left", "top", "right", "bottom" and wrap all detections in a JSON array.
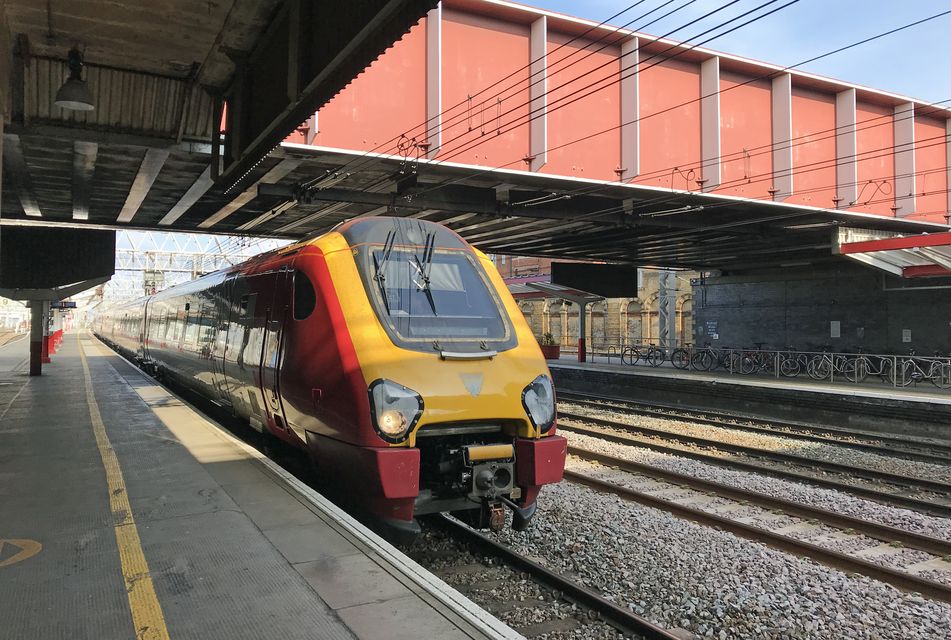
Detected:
[
  {"left": 635, "top": 57, "right": 701, "bottom": 190},
  {"left": 716, "top": 72, "right": 772, "bottom": 199},
  {"left": 309, "top": 20, "right": 427, "bottom": 152},
  {"left": 913, "top": 117, "right": 949, "bottom": 222},
  {"left": 852, "top": 101, "right": 894, "bottom": 216},
  {"left": 541, "top": 33, "right": 620, "bottom": 181},
  {"left": 786, "top": 87, "right": 836, "bottom": 207},
  {"left": 438, "top": 10, "right": 530, "bottom": 167}
]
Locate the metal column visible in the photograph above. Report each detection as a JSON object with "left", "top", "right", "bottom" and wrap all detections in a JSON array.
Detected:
[
  {"left": 29, "top": 301, "right": 46, "bottom": 376},
  {"left": 577, "top": 302, "right": 587, "bottom": 363},
  {"left": 657, "top": 271, "right": 677, "bottom": 350}
]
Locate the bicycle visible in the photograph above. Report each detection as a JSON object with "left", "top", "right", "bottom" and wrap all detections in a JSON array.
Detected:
[
  {"left": 641, "top": 344, "right": 666, "bottom": 367},
  {"left": 777, "top": 346, "right": 809, "bottom": 377},
  {"left": 691, "top": 343, "right": 721, "bottom": 371},
  {"left": 806, "top": 347, "right": 851, "bottom": 381},
  {"left": 670, "top": 346, "right": 691, "bottom": 369},
  {"left": 740, "top": 346, "right": 776, "bottom": 375},
  {"left": 842, "top": 350, "right": 893, "bottom": 384},
  {"left": 891, "top": 351, "right": 951, "bottom": 388},
  {"left": 621, "top": 345, "right": 642, "bottom": 365}
]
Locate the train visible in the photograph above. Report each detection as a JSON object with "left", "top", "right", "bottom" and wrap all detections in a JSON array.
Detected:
[{"left": 95, "top": 217, "right": 566, "bottom": 535}]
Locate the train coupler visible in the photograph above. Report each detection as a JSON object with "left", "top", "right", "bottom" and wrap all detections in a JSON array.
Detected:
[
  {"left": 500, "top": 495, "right": 537, "bottom": 532},
  {"left": 488, "top": 502, "right": 506, "bottom": 532}
]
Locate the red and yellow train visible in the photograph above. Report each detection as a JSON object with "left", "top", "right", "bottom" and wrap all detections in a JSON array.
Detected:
[{"left": 96, "top": 217, "right": 566, "bottom": 534}]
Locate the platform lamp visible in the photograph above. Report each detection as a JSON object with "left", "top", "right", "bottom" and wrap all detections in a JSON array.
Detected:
[{"left": 54, "top": 48, "right": 95, "bottom": 112}]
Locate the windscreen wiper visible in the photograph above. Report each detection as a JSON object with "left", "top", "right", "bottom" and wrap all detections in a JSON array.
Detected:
[
  {"left": 412, "top": 231, "right": 438, "bottom": 316},
  {"left": 373, "top": 229, "right": 396, "bottom": 312}
]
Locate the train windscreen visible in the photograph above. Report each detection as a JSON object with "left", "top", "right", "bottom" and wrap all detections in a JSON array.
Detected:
[{"left": 360, "top": 247, "right": 517, "bottom": 353}]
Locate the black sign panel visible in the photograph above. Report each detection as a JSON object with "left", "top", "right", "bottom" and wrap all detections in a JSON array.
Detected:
[
  {"left": 551, "top": 263, "right": 639, "bottom": 298},
  {"left": 0, "top": 228, "right": 115, "bottom": 290}
]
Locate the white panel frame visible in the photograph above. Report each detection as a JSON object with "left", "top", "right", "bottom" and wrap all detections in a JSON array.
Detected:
[
  {"left": 425, "top": 3, "right": 442, "bottom": 159},
  {"left": 835, "top": 88, "right": 857, "bottom": 209},
  {"left": 700, "top": 56, "right": 720, "bottom": 192},
  {"left": 946, "top": 118, "right": 951, "bottom": 220},
  {"left": 529, "top": 16, "right": 547, "bottom": 171},
  {"left": 771, "top": 74, "right": 793, "bottom": 201},
  {"left": 893, "top": 102, "right": 916, "bottom": 217},
  {"left": 620, "top": 37, "right": 639, "bottom": 181}
]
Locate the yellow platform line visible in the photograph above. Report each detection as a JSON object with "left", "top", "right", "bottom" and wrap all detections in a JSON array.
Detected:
[{"left": 79, "top": 339, "right": 171, "bottom": 640}]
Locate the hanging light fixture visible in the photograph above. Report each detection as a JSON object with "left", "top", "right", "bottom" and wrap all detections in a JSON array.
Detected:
[{"left": 54, "top": 48, "right": 95, "bottom": 111}]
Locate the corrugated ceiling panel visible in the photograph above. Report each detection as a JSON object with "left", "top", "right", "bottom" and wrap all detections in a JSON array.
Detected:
[{"left": 24, "top": 58, "right": 214, "bottom": 141}]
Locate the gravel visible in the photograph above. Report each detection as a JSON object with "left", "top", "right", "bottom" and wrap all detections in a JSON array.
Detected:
[
  {"left": 493, "top": 481, "right": 951, "bottom": 640},
  {"left": 569, "top": 458, "right": 951, "bottom": 585},
  {"left": 411, "top": 527, "right": 635, "bottom": 639},
  {"left": 560, "top": 402, "right": 951, "bottom": 486},
  {"left": 563, "top": 430, "right": 951, "bottom": 542}
]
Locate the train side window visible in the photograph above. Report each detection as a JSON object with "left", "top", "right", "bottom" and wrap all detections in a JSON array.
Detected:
[{"left": 294, "top": 270, "right": 316, "bottom": 320}]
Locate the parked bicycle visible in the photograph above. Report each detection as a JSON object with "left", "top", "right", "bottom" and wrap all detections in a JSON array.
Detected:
[
  {"left": 806, "top": 347, "right": 852, "bottom": 381},
  {"left": 890, "top": 351, "right": 951, "bottom": 388},
  {"left": 621, "top": 344, "right": 667, "bottom": 367}
]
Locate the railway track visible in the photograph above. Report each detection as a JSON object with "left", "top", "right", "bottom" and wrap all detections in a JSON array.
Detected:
[
  {"left": 557, "top": 416, "right": 951, "bottom": 518},
  {"left": 416, "top": 515, "right": 683, "bottom": 640},
  {"left": 557, "top": 392, "right": 951, "bottom": 465},
  {"left": 563, "top": 450, "right": 951, "bottom": 604}
]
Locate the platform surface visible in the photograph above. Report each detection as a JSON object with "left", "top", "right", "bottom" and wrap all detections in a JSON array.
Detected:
[
  {"left": 0, "top": 333, "right": 517, "bottom": 640},
  {"left": 551, "top": 356, "right": 951, "bottom": 405}
]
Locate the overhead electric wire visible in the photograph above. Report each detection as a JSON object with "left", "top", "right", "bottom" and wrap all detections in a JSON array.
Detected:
[
  {"left": 405, "top": 7, "right": 951, "bottom": 211},
  {"left": 465, "top": 134, "right": 951, "bottom": 253},
  {"left": 300, "top": 0, "right": 669, "bottom": 187},
  {"left": 586, "top": 97, "right": 951, "bottom": 189},
  {"left": 294, "top": 0, "right": 719, "bottom": 203},
  {"left": 584, "top": 131, "right": 951, "bottom": 222},
  {"left": 413, "top": 0, "right": 798, "bottom": 180}
]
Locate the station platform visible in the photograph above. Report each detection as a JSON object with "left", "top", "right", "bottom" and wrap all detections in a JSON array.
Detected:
[
  {"left": 0, "top": 333, "right": 518, "bottom": 640},
  {"left": 550, "top": 358, "right": 951, "bottom": 441}
]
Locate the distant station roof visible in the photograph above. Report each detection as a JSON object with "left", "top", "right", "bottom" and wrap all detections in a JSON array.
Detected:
[
  {"left": 505, "top": 276, "right": 604, "bottom": 304},
  {"left": 836, "top": 230, "right": 951, "bottom": 278}
]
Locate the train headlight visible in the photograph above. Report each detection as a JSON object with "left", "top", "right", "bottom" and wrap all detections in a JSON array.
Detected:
[
  {"left": 368, "top": 379, "right": 423, "bottom": 443},
  {"left": 521, "top": 375, "right": 555, "bottom": 433}
]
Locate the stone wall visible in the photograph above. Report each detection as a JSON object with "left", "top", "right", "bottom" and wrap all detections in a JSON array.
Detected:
[{"left": 516, "top": 270, "right": 695, "bottom": 349}]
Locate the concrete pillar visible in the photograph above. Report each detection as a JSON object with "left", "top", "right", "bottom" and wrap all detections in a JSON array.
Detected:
[
  {"left": 529, "top": 16, "right": 548, "bottom": 171},
  {"left": 893, "top": 102, "right": 916, "bottom": 217},
  {"left": 29, "top": 302, "right": 44, "bottom": 376},
  {"left": 700, "top": 56, "right": 721, "bottom": 191},
  {"left": 620, "top": 38, "right": 640, "bottom": 181},
  {"left": 425, "top": 3, "right": 442, "bottom": 159},
  {"left": 771, "top": 74, "right": 793, "bottom": 200},
  {"left": 835, "top": 88, "right": 857, "bottom": 208},
  {"left": 945, "top": 118, "right": 950, "bottom": 221}
]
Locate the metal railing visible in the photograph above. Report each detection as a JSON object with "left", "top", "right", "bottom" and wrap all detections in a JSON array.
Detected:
[{"left": 577, "top": 342, "right": 951, "bottom": 391}]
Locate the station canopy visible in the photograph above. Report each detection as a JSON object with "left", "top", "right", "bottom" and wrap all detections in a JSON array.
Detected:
[
  {"left": 242, "top": 145, "right": 949, "bottom": 272},
  {"left": 835, "top": 229, "right": 951, "bottom": 278}
]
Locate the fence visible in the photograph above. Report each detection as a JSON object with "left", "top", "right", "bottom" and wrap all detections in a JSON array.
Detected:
[{"left": 577, "top": 342, "right": 951, "bottom": 391}]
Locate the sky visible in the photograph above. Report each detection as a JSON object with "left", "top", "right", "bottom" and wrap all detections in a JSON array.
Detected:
[{"left": 525, "top": 0, "right": 951, "bottom": 104}]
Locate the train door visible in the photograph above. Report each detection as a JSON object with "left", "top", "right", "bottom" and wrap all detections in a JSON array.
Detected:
[
  {"left": 260, "top": 267, "right": 291, "bottom": 433},
  {"left": 211, "top": 279, "right": 233, "bottom": 408},
  {"left": 141, "top": 297, "right": 152, "bottom": 363}
]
